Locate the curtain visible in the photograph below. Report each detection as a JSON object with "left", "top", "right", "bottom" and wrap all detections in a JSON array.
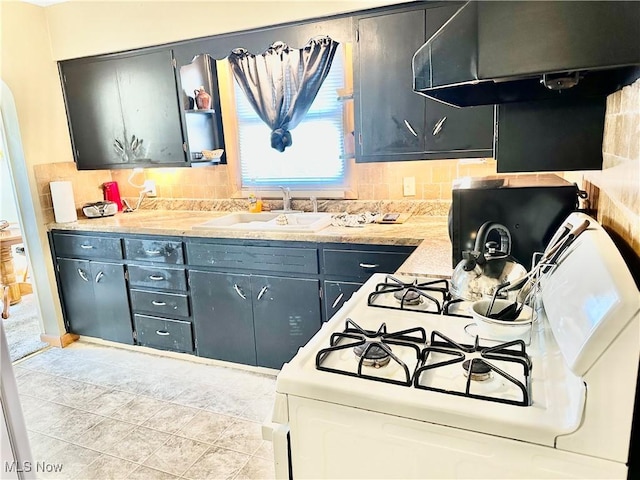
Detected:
[{"left": 228, "top": 36, "right": 339, "bottom": 152}]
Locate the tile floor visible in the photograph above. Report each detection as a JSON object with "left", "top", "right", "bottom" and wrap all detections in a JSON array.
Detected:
[{"left": 13, "top": 342, "right": 277, "bottom": 479}]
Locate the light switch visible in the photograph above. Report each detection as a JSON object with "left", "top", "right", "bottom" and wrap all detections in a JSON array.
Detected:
[{"left": 403, "top": 177, "right": 416, "bottom": 197}]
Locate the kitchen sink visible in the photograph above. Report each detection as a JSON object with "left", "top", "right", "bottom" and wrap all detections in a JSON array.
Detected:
[{"left": 192, "top": 212, "right": 333, "bottom": 233}]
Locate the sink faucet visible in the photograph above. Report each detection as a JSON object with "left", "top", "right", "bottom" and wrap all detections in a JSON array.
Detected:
[
  {"left": 310, "top": 196, "right": 318, "bottom": 213},
  {"left": 279, "top": 186, "right": 291, "bottom": 211}
]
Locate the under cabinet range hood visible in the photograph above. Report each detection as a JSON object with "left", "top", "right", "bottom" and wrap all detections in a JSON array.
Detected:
[{"left": 413, "top": 1, "right": 640, "bottom": 107}]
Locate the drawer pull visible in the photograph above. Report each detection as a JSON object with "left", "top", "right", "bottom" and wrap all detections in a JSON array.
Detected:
[
  {"left": 152, "top": 300, "right": 167, "bottom": 306},
  {"left": 149, "top": 275, "right": 165, "bottom": 281},
  {"left": 155, "top": 330, "right": 170, "bottom": 336},
  {"left": 331, "top": 292, "right": 344, "bottom": 309},
  {"left": 77, "top": 269, "right": 89, "bottom": 282},
  {"left": 257, "top": 285, "right": 268, "bottom": 301},
  {"left": 95, "top": 271, "right": 104, "bottom": 283},
  {"left": 359, "top": 263, "right": 379, "bottom": 269},
  {"left": 233, "top": 284, "right": 247, "bottom": 300},
  {"left": 145, "top": 249, "right": 161, "bottom": 255},
  {"left": 80, "top": 244, "right": 94, "bottom": 249}
]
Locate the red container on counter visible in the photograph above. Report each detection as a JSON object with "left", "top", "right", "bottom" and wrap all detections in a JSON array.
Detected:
[{"left": 102, "top": 181, "right": 123, "bottom": 211}]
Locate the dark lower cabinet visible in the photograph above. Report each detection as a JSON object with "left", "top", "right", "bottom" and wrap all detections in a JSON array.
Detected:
[
  {"left": 324, "top": 280, "right": 362, "bottom": 321},
  {"left": 134, "top": 314, "right": 194, "bottom": 353},
  {"left": 190, "top": 270, "right": 321, "bottom": 369},
  {"left": 190, "top": 270, "right": 256, "bottom": 365},
  {"left": 252, "top": 275, "right": 322, "bottom": 369},
  {"left": 57, "top": 258, "right": 133, "bottom": 344}
]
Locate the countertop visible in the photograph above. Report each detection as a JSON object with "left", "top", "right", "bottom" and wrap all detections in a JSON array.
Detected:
[{"left": 48, "top": 210, "right": 454, "bottom": 278}]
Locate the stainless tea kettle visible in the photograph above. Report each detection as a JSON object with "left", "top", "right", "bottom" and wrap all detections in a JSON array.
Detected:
[{"left": 450, "top": 222, "right": 527, "bottom": 301}]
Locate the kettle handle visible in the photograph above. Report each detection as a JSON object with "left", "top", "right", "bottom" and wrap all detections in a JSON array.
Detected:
[{"left": 474, "top": 222, "right": 511, "bottom": 256}]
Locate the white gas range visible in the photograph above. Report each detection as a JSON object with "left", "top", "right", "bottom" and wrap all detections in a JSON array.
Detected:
[{"left": 265, "top": 213, "right": 639, "bottom": 479}]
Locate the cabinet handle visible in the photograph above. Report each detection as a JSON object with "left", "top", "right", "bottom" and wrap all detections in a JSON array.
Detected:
[
  {"left": 403, "top": 119, "right": 418, "bottom": 137},
  {"left": 257, "top": 285, "right": 268, "bottom": 301},
  {"left": 233, "top": 284, "right": 247, "bottom": 300},
  {"left": 152, "top": 300, "right": 167, "bottom": 306},
  {"left": 331, "top": 292, "right": 344, "bottom": 309},
  {"left": 359, "top": 263, "right": 379, "bottom": 269},
  {"left": 155, "top": 330, "right": 170, "bottom": 336},
  {"left": 77, "top": 269, "right": 89, "bottom": 282},
  {"left": 145, "top": 249, "right": 161, "bottom": 255},
  {"left": 80, "top": 244, "right": 94, "bottom": 249},
  {"left": 432, "top": 116, "right": 447, "bottom": 136},
  {"left": 149, "top": 275, "right": 165, "bottom": 281},
  {"left": 95, "top": 271, "right": 104, "bottom": 283}
]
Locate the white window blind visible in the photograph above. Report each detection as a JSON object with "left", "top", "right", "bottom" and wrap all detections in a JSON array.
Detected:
[{"left": 234, "top": 47, "right": 346, "bottom": 190}]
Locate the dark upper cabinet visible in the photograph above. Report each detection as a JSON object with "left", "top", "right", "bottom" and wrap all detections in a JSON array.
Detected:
[
  {"left": 60, "top": 49, "right": 187, "bottom": 170},
  {"left": 177, "top": 55, "right": 227, "bottom": 165},
  {"left": 355, "top": 5, "right": 494, "bottom": 163}
]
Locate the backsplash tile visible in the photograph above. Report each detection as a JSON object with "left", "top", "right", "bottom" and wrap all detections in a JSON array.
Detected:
[
  {"left": 34, "top": 157, "right": 497, "bottom": 217},
  {"left": 585, "top": 78, "right": 640, "bottom": 258}
]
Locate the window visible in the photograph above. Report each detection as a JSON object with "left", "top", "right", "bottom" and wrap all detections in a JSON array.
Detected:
[{"left": 233, "top": 46, "right": 348, "bottom": 193}]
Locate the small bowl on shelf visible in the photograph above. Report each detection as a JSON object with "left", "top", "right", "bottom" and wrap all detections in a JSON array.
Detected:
[{"left": 201, "top": 149, "right": 224, "bottom": 161}]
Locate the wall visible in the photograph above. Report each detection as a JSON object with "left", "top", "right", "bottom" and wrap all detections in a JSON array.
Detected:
[
  {"left": 1, "top": 1, "right": 70, "bottom": 337},
  {"left": 44, "top": 1, "right": 409, "bottom": 61}
]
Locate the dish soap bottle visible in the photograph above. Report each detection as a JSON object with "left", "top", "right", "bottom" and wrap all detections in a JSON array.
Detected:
[{"left": 248, "top": 193, "right": 262, "bottom": 213}]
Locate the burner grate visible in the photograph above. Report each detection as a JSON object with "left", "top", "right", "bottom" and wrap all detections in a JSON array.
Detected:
[
  {"left": 316, "top": 319, "right": 426, "bottom": 386},
  {"left": 367, "top": 275, "right": 471, "bottom": 318},
  {"left": 414, "top": 331, "right": 532, "bottom": 406}
]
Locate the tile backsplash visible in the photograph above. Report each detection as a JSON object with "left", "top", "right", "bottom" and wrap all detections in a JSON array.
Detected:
[
  {"left": 584, "top": 78, "right": 640, "bottom": 255},
  {"left": 34, "top": 157, "right": 497, "bottom": 222}
]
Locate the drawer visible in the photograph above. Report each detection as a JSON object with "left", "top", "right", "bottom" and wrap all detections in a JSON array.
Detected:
[
  {"left": 53, "top": 233, "right": 122, "bottom": 260},
  {"left": 134, "top": 314, "right": 194, "bottom": 353},
  {"left": 187, "top": 243, "right": 318, "bottom": 274},
  {"left": 323, "top": 248, "right": 412, "bottom": 280},
  {"left": 127, "top": 265, "right": 187, "bottom": 291},
  {"left": 124, "top": 238, "right": 184, "bottom": 264},
  {"left": 130, "top": 289, "right": 190, "bottom": 318}
]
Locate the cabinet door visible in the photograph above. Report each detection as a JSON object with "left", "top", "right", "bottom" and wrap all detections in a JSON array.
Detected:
[
  {"left": 190, "top": 270, "right": 256, "bottom": 365},
  {"left": 357, "top": 10, "right": 426, "bottom": 159},
  {"left": 116, "top": 50, "right": 186, "bottom": 167},
  {"left": 423, "top": 5, "right": 494, "bottom": 155},
  {"left": 324, "top": 281, "right": 362, "bottom": 321},
  {"left": 57, "top": 258, "right": 99, "bottom": 338},
  {"left": 90, "top": 261, "right": 134, "bottom": 344},
  {"left": 61, "top": 50, "right": 186, "bottom": 170},
  {"left": 61, "top": 59, "right": 125, "bottom": 169},
  {"left": 252, "top": 275, "right": 321, "bottom": 369}
]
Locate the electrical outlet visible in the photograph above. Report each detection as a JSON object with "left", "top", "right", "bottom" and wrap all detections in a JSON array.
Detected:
[
  {"left": 143, "top": 180, "right": 156, "bottom": 197},
  {"left": 403, "top": 177, "right": 416, "bottom": 197}
]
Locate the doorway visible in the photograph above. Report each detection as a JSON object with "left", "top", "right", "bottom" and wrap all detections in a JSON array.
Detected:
[{"left": 1, "top": 80, "right": 54, "bottom": 362}]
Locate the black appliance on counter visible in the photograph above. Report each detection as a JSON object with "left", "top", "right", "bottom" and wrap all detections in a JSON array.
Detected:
[{"left": 449, "top": 174, "right": 579, "bottom": 268}]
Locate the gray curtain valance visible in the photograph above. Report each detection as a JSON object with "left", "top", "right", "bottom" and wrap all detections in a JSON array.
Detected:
[{"left": 228, "top": 36, "right": 339, "bottom": 152}]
